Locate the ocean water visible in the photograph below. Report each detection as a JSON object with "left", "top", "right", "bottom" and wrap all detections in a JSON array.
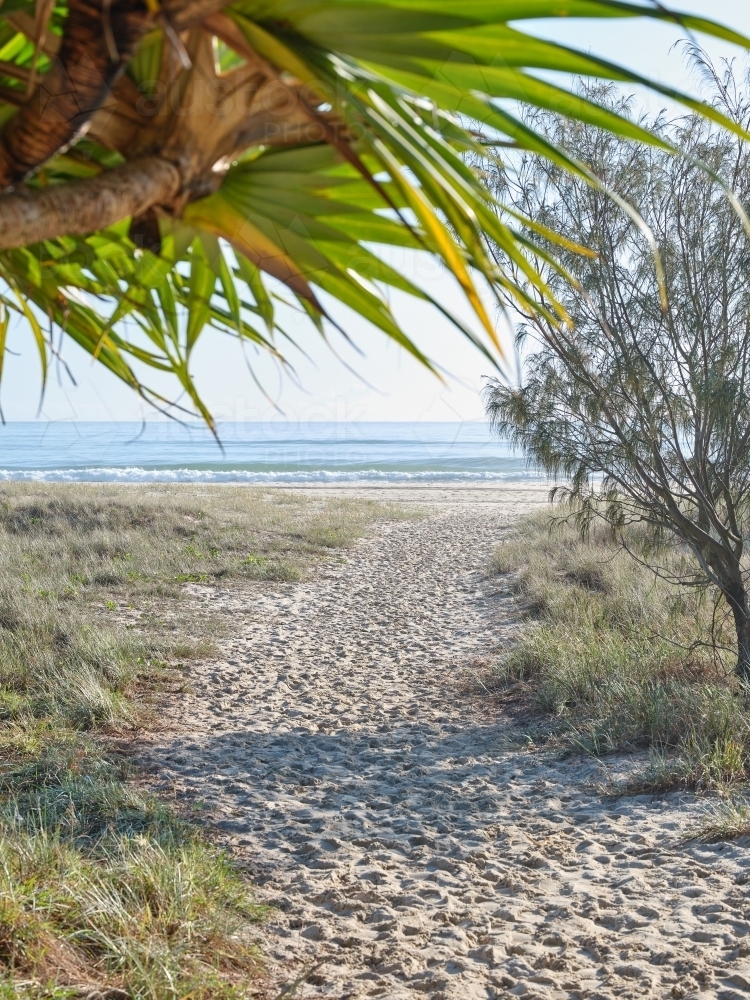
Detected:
[{"left": 0, "top": 421, "right": 544, "bottom": 483}]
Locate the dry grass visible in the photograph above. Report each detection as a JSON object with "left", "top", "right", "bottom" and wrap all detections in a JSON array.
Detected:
[
  {"left": 489, "top": 510, "right": 750, "bottom": 793},
  {"left": 0, "top": 482, "right": 404, "bottom": 997}
]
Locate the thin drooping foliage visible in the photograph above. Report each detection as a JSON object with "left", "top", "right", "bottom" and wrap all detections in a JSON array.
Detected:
[
  {"left": 0, "top": 2, "right": 745, "bottom": 423},
  {"left": 484, "top": 66, "right": 750, "bottom": 679}
]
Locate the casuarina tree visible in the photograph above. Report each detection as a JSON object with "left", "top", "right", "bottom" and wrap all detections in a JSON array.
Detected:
[
  {"left": 0, "top": 2, "right": 745, "bottom": 424},
  {"left": 484, "top": 68, "right": 750, "bottom": 679}
]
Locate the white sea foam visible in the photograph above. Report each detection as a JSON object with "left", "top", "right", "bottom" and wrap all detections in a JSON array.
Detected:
[{"left": 0, "top": 467, "right": 547, "bottom": 484}]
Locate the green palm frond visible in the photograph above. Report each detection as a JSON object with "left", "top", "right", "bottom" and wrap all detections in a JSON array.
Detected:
[{"left": 0, "top": 0, "right": 744, "bottom": 427}]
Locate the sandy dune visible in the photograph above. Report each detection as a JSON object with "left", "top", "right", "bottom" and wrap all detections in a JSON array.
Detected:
[{"left": 140, "top": 484, "right": 750, "bottom": 1000}]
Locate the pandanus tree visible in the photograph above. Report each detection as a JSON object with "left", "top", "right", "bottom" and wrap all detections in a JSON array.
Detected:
[{"left": 0, "top": 0, "right": 745, "bottom": 424}]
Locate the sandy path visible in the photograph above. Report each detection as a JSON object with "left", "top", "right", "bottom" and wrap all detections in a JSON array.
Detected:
[{"left": 141, "top": 485, "right": 750, "bottom": 1000}]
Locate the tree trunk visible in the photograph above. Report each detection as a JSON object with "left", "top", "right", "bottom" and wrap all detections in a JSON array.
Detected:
[
  {"left": 728, "top": 583, "right": 750, "bottom": 681},
  {"left": 0, "top": 156, "right": 181, "bottom": 250},
  {"left": 0, "top": 0, "right": 152, "bottom": 189}
]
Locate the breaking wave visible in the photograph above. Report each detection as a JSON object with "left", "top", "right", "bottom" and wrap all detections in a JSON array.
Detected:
[{"left": 0, "top": 467, "right": 548, "bottom": 484}]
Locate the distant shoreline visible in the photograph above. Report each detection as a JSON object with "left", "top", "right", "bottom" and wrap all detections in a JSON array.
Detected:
[{"left": 0, "top": 479, "right": 555, "bottom": 496}]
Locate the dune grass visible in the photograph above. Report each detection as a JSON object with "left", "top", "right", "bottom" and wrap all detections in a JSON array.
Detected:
[
  {"left": 0, "top": 482, "right": 400, "bottom": 997},
  {"left": 489, "top": 510, "right": 750, "bottom": 793},
  {"left": 690, "top": 796, "right": 750, "bottom": 844}
]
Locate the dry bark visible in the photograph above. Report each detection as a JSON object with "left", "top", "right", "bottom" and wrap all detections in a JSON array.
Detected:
[
  {"left": 166, "top": 0, "right": 234, "bottom": 31},
  {"left": 0, "top": 0, "right": 152, "bottom": 188}
]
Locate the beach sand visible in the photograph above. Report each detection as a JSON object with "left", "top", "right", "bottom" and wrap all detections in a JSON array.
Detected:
[{"left": 139, "top": 483, "right": 750, "bottom": 999}]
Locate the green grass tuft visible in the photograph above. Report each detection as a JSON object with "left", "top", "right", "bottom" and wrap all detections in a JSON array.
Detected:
[{"left": 691, "top": 796, "right": 750, "bottom": 843}]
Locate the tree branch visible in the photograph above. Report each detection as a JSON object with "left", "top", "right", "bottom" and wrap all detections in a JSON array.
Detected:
[{"left": 0, "top": 156, "right": 181, "bottom": 250}]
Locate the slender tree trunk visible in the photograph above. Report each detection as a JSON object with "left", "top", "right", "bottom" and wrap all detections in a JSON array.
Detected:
[
  {"left": 728, "top": 582, "right": 750, "bottom": 681},
  {"left": 0, "top": 157, "right": 181, "bottom": 249}
]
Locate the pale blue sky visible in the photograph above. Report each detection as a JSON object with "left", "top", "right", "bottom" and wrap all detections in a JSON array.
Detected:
[{"left": 4, "top": 0, "right": 750, "bottom": 426}]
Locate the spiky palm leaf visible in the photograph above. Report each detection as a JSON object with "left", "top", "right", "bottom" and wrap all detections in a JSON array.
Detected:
[{"left": 0, "top": 0, "right": 745, "bottom": 424}]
